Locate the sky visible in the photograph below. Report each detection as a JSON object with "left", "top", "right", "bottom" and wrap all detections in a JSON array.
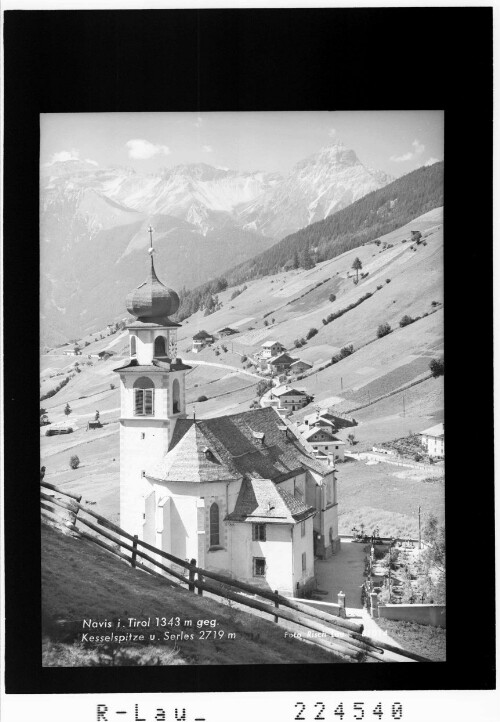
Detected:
[{"left": 40, "top": 111, "right": 443, "bottom": 178}]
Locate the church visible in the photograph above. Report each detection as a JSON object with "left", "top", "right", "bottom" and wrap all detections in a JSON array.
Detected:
[{"left": 114, "top": 233, "right": 340, "bottom": 597}]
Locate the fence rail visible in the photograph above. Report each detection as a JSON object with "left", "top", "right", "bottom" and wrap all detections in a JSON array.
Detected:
[{"left": 40, "top": 480, "right": 430, "bottom": 663}]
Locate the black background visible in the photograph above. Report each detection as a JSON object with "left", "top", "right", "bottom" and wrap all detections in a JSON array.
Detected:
[{"left": 3, "top": 8, "right": 494, "bottom": 694}]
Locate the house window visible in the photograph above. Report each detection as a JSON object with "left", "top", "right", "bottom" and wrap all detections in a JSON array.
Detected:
[
  {"left": 252, "top": 523, "right": 266, "bottom": 541},
  {"left": 301, "top": 520, "right": 306, "bottom": 537},
  {"left": 133, "top": 377, "right": 154, "bottom": 416},
  {"left": 326, "top": 481, "right": 332, "bottom": 504},
  {"left": 253, "top": 557, "right": 266, "bottom": 577},
  {"left": 130, "top": 335, "right": 137, "bottom": 357},
  {"left": 329, "top": 527, "right": 333, "bottom": 544},
  {"left": 209, "top": 502, "right": 220, "bottom": 547},
  {"left": 302, "top": 552, "right": 306, "bottom": 572},
  {"left": 141, "top": 432, "right": 145, "bottom": 440}
]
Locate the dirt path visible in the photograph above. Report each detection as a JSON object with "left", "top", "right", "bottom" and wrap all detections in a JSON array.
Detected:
[{"left": 188, "top": 358, "right": 261, "bottom": 379}]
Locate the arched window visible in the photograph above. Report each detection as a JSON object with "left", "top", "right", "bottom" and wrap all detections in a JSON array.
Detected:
[
  {"left": 209, "top": 502, "right": 220, "bottom": 547},
  {"left": 154, "top": 336, "right": 167, "bottom": 358},
  {"left": 172, "top": 378, "right": 180, "bottom": 414},
  {"left": 130, "top": 336, "right": 137, "bottom": 357},
  {"left": 133, "top": 376, "right": 154, "bottom": 416}
]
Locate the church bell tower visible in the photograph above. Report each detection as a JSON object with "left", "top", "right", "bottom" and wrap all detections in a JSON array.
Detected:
[{"left": 114, "top": 227, "right": 191, "bottom": 537}]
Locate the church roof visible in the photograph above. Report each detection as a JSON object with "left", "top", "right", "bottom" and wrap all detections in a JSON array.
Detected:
[
  {"left": 126, "top": 252, "right": 180, "bottom": 325},
  {"left": 147, "top": 423, "right": 237, "bottom": 483},
  {"left": 162, "top": 406, "right": 329, "bottom": 483},
  {"left": 226, "top": 477, "right": 316, "bottom": 524}
]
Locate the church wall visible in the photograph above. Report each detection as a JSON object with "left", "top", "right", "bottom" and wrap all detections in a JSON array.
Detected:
[
  {"left": 230, "top": 522, "right": 294, "bottom": 595},
  {"left": 292, "top": 517, "right": 315, "bottom": 596},
  {"left": 119, "top": 418, "right": 169, "bottom": 537}
]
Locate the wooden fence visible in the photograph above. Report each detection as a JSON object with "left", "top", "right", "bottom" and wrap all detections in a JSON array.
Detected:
[{"left": 40, "top": 480, "right": 431, "bottom": 663}]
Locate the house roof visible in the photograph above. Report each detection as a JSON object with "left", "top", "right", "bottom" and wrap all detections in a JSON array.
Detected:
[
  {"left": 269, "top": 353, "right": 296, "bottom": 366},
  {"left": 218, "top": 327, "right": 237, "bottom": 334},
  {"left": 420, "top": 423, "right": 444, "bottom": 438},
  {"left": 290, "top": 359, "right": 313, "bottom": 369},
  {"left": 262, "top": 340, "right": 283, "bottom": 348},
  {"left": 192, "top": 330, "right": 213, "bottom": 340},
  {"left": 226, "top": 476, "right": 316, "bottom": 524},
  {"left": 272, "top": 385, "right": 307, "bottom": 397},
  {"left": 160, "top": 406, "right": 330, "bottom": 483},
  {"left": 303, "top": 427, "right": 339, "bottom": 441}
]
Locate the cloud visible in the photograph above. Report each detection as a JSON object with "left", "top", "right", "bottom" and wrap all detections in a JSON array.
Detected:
[
  {"left": 194, "top": 116, "right": 203, "bottom": 128},
  {"left": 390, "top": 138, "right": 426, "bottom": 163},
  {"left": 45, "top": 148, "right": 80, "bottom": 165},
  {"left": 424, "top": 156, "right": 439, "bottom": 166},
  {"left": 328, "top": 128, "right": 337, "bottom": 138},
  {"left": 43, "top": 148, "right": 99, "bottom": 167},
  {"left": 126, "top": 139, "right": 170, "bottom": 160},
  {"left": 202, "top": 145, "right": 213, "bottom": 153}
]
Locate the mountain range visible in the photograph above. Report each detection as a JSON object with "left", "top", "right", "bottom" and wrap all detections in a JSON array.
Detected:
[{"left": 40, "top": 140, "right": 395, "bottom": 346}]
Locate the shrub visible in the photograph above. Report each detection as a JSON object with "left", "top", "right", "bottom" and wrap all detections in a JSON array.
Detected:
[
  {"left": 399, "top": 315, "right": 414, "bottom": 327},
  {"left": 376, "top": 285, "right": 383, "bottom": 291},
  {"left": 264, "top": 320, "right": 269, "bottom": 327},
  {"left": 110, "top": 383, "right": 115, "bottom": 390},
  {"left": 197, "top": 395, "right": 208, "bottom": 402},
  {"left": 377, "top": 322, "right": 392, "bottom": 338},
  {"left": 69, "top": 455, "right": 80, "bottom": 470},
  {"left": 300, "top": 338, "right": 306, "bottom": 346},
  {"left": 414, "top": 453, "right": 423, "bottom": 462},
  {"left": 385, "top": 278, "right": 391, "bottom": 284},
  {"left": 339, "top": 344, "right": 354, "bottom": 359},
  {"left": 241, "top": 355, "right": 248, "bottom": 363},
  {"left": 429, "top": 357, "right": 444, "bottom": 377},
  {"left": 431, "top": 300, "right": 440, "bottom": 307},
  {"left": 64, "top": 403, "right": 72, "bottom": 416},
  {"left": 329, "top": 294, "right": 336, "bottom": 302},
  {"left": 293, "top": 339, "right": 301, "bottom": 348},
  {"left": 256, "top": 380, "right": 273, "bottom": 397},
  {"left": 347, "top": 433, "right": 356, "bottom": 445},
  {"left": 306, "top": 327, "right": 318, "bottom": 340}
]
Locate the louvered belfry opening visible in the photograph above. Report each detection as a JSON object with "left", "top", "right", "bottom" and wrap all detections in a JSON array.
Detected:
[{"left": 133, "top": 376, "right": 155, "bottom": 416}]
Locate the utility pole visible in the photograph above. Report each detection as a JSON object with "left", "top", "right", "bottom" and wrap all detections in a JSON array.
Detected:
[
  {"left": 341, "top": 376, "right": 343, "bottom": 391},
  {"left": 402, "top": 392, "right": 406, "bottom": 417},
  {"left": 418, "top": 505, "right": 421, "bottom": 550}
]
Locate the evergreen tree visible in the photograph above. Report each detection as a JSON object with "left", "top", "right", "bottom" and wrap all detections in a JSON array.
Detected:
[
  {"left": 352, "top": 257, "right": 362, "bottom": 282},
  {"left": 64, "top": 403, "right": 71, "bottom": 416},
  {"left": 292, "top": 250, "right": 299, "bottom": 269}
]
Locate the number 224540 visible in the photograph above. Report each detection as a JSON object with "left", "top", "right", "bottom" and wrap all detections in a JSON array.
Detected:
[{"left": 294, "top": 702, "right": 403, "bottom": 721}]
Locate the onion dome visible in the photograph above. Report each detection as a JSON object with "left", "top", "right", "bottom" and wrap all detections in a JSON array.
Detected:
[
  {"left": 126, "top": 260, "right": 180, "bottom": 323},
  {"left": 126, "top": 228, "right": 180, "bottom": 323}
]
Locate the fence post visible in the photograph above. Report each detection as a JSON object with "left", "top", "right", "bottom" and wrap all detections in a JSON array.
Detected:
[
  {"left": 131, "top": 535, "right": 138, "bottom": 568},
  {"left": 370, "top": 592, "right": 379, "bottom": 618},
  {"left": 338, "top": 591, "right": 346, "bottom": 618},
  {"left": 69, "top": 494, "right": 83, "bottom": 527},
  {"left": 188, "top": 558, "right": 196, "bottom": 592},
  {"left": 274, "top": 589, "right": 279, "bottom": 623},
  {"left": 197, "top": 570, "right": 204, "bottom": 596}
]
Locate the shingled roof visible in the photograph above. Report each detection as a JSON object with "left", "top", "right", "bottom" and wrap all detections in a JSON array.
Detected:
[
  {"left": 164, "top": 406, "right": 330, "bottom": 483},
  {"left": 226, "top": 477, "right": 316, "bottom": 524},
  {"left": 147, "top": 423, "right": 237, "bottom": 483}
]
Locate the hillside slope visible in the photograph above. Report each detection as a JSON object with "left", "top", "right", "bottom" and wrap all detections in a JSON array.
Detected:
[{"left": 42, "top": 523, "right": 341, "bottom": 666}]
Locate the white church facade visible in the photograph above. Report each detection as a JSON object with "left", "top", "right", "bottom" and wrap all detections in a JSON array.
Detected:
[{"left": 114, "top": 234, "right": 340, "bottom": 597}]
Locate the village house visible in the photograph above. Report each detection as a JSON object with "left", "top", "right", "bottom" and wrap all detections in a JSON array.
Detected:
[
  {"left": 289, "top": 359, "right": 313, "bottom": 376},
  {"left": 301, "top": 426, "right": 345, "bottom": 461},
  {"left": 217, "top": 326, "right": 238, "bottom": 338},
  {"left": 419, "top": 423, "right": 444, "bottom": 458},
  {"left": 114, "top": 239, "right": 339, "bottom": 598},
  {"left": 270, "top": 385, "right": 311, "bottom": 412},
  {"left": 260, "top": 340, "right": 286, "bottom": 359},
  {"left": 266, "top": 352, "right": 297, "bottom": 375},
  {"left": 191, "top": 329, "right": 214, "bottom": 353}
]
